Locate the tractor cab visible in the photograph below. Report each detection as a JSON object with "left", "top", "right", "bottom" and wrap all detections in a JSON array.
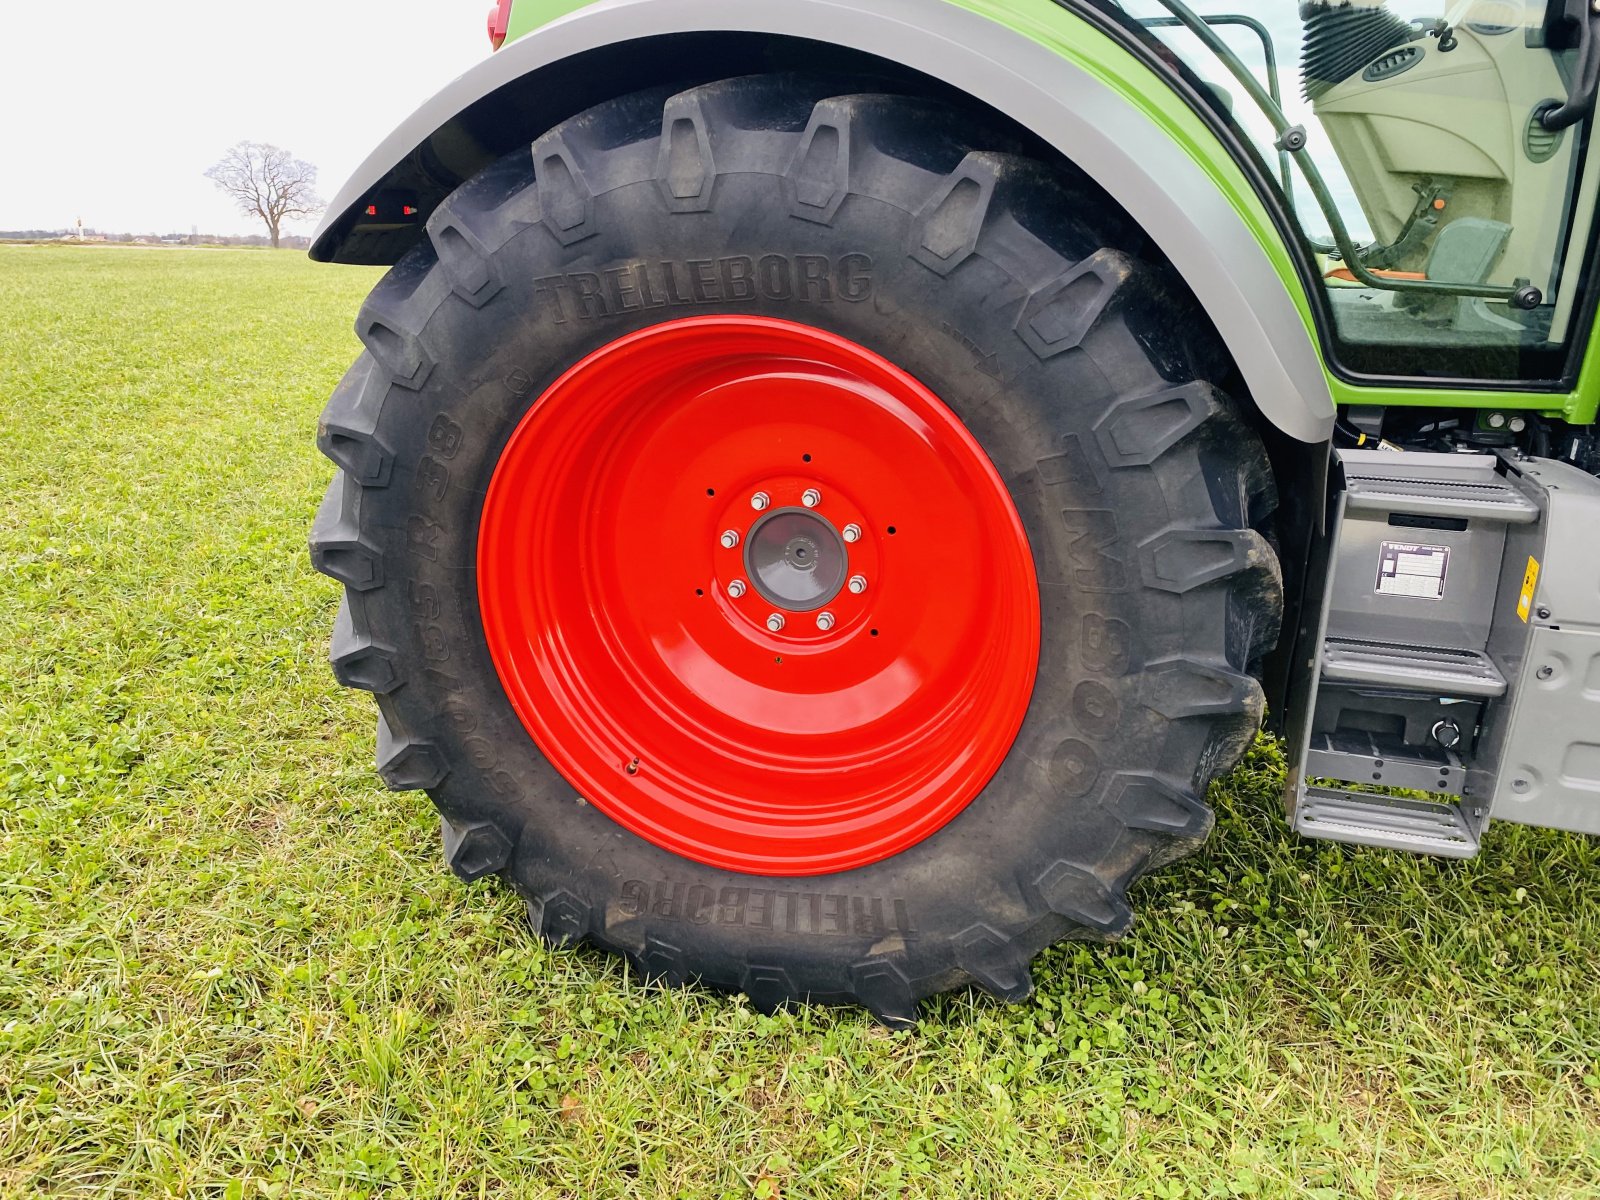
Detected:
[{"left": 1127, "top": 0, "right": 1599, "bottom": 382}]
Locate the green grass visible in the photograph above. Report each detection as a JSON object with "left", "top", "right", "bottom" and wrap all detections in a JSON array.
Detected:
[{"left": 2, "top": 244, "right": 1598, "bottom": 1199}]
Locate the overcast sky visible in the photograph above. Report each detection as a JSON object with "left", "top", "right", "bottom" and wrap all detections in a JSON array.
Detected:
[
  {"left": 0, "top": 0, "right": 487, "bottom": 236},
  {"left": 0, "top": 0, "right": 1368, "bottom": 243}
]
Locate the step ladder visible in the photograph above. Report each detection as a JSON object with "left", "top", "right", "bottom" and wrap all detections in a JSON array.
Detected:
[
  {"left": 1319, "top": 638, "right": 1506, "bottom": 697},
  {"left": 1295, "top": 785, "right": 1480, "bottom": 857},
  {"left": 1288, "top": 450, "right": 1543, "bottom": 857}
]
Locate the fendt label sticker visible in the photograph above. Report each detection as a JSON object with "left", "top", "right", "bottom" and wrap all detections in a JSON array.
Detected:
[{"left": 1375, "top": 541, "right": 1450, "bottom": 600}]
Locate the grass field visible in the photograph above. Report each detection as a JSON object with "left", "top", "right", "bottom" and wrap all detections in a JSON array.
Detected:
[{"left": 2, "top": 244, "right": 1599, "bottom": 1198}]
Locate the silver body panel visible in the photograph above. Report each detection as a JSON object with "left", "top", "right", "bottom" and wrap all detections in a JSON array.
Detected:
[
  {"left": 1487, "top": 459, "right": 1600, "bottom": 836},
  {"left": 1291, "top": 450, "right": 1600, "bottom": 854}
]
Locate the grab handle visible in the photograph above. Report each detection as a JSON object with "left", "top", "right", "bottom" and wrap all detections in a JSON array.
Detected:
[{"left": 1541, "top": 0, "right": 1600, "bottom": 131}]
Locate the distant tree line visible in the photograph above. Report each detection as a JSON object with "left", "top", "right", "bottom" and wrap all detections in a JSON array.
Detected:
[{"left": 0, "top": 228, "right": 312, "bottom": 249}]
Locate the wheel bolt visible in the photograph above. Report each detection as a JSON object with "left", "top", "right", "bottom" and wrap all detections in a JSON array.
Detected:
[
  {"left": 719, "top": 529, "right": 740, "bottom": 549},
  {"left": 842, "top": 523, "right": 862, "bottom": 543},
  {"left": 848, "top": 574, "right": 868, "bottom": 594},
  {"left": 750, "top": 491, "right": 770, "bottom": 511},
  {"left": 801, "top": 488, "right": 822, "bottom": 508},
  {"left": 727, "top": 579, "right": 747, "bottom": 598},
  {"left": 816, "top": 611, "right": 836, "bottom": 631},
  {"left": 766, "top": 612, "right": 786, "bottom": 632}
]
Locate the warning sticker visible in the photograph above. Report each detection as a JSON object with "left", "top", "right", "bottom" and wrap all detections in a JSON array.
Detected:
[
  {"left": 1375, "top": 541, "right": 1450, "bottom": 600},
  {"left": 1516, "top": 556, "right": 1541, "bottom": 622}
]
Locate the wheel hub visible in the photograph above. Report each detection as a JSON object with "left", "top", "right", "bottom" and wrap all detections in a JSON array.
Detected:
[
  {"left": 743, "top": 507, "right": 847, "bottom": 612},
  {"left": 477, "top": 315, "right": 1040, "bottom": 875}
]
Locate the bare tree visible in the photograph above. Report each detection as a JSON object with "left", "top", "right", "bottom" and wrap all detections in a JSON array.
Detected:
[{"left": 205, "top": 142, "right": 324, "bottom": 249}]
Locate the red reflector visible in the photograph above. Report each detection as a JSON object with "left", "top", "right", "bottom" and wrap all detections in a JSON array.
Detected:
[
  {"left": 402, "top": 205, "right": 417, "bottom": 216},
  {"left": 487, "top": 0, "right": 512, "bottom": 49},
  {"left": 365, "top": 204, "right": 378, "bottom": 217}
]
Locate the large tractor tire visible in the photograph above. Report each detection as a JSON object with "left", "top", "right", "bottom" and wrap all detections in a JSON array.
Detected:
[{"left": 310, "top": 75, "right": 1282, "bottom": 1025}]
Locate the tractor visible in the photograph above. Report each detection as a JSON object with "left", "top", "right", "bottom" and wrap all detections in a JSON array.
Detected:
[{"left": 308, "top": 0, "right": 1600, "bottom": 1024}]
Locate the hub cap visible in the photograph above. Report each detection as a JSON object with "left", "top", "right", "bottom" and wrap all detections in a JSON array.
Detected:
[
  {"left": 478, "top": 316, "right": 1040, "bottom": 875},
  {"left": 744, "top": 508, "right": 847, "bottom": 612}
]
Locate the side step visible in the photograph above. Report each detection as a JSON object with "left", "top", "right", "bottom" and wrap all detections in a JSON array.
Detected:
[
  {"left": 1343, "top": 469, "right": 1540, "bottom": 523},
  {"left": 1320, "top": 638, "right": 1507, "bottom": 697},
  {"left": 1292, "top": 786, "right": 1480, "bottom": 857},
  {"left": 1285, "top": 449, "right": 1539, "bottom": 858}
]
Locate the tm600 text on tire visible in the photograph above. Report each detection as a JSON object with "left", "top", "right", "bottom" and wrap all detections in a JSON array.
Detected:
[{"left": 311, "top": 76, "right": 1282, "bottom": 1024}]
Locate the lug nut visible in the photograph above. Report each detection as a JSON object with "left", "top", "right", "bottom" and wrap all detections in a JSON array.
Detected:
[
  {"left": 801, "top": 488, "right": 822, "bottom": 508},
  {"left": 816, "top": 611, "right": 836, "bottom": 631},
  {"left": 848, "top": 574, "right": 868, "bottom": 595},
  {"left": 842, "top": 523, "right": 862, "bottom": 543},
  {"left": 719, "top": 529, "right": 740, "bottom": 549},
  {"left": 727, "top": 579, "right": 747, "bottom": 598},
  {"left": 750, "top": 491, "right": 770, "bottom": 511},
  {"left": 766, "top": 612, "right": 786, "bottom": 632}
]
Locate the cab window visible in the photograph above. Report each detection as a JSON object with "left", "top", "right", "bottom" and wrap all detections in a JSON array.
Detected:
[{"left": 1112, "top": 1, "right": 1599, "bottom": 384}]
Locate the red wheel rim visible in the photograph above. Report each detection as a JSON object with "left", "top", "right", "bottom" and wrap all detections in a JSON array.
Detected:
[{"left": 478, "top": 316, "right": 1040, "bottom": 875}]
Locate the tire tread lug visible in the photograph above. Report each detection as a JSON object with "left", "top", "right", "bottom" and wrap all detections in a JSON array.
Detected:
[
  {"left": 955, "top": 924, "right": 1035, "bottom": 1003},
  {"left": 375, "top": 711, "right": 448, "bottom": 790},
  {"left": 329, "top": 596, "right": 400, "bottom": 694},
  {"left": 308, "top": 474, "right": 382, "bottom": 591},
  {"left": 440, "top": 815, "right": 514, "bottom": 881}
]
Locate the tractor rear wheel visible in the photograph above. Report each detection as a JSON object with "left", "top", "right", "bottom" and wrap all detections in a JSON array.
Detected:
[{"left": 310, "top": 75, "right": 1282, "bottom": 1024}]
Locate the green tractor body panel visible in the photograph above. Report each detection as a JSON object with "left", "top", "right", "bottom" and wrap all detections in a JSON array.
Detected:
[
  {"left": 1328, "top": 377, "right": 1597, "bottom": 425},
  {"left": 505, "top": 0, "right": 592, "bottom": 39}
]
